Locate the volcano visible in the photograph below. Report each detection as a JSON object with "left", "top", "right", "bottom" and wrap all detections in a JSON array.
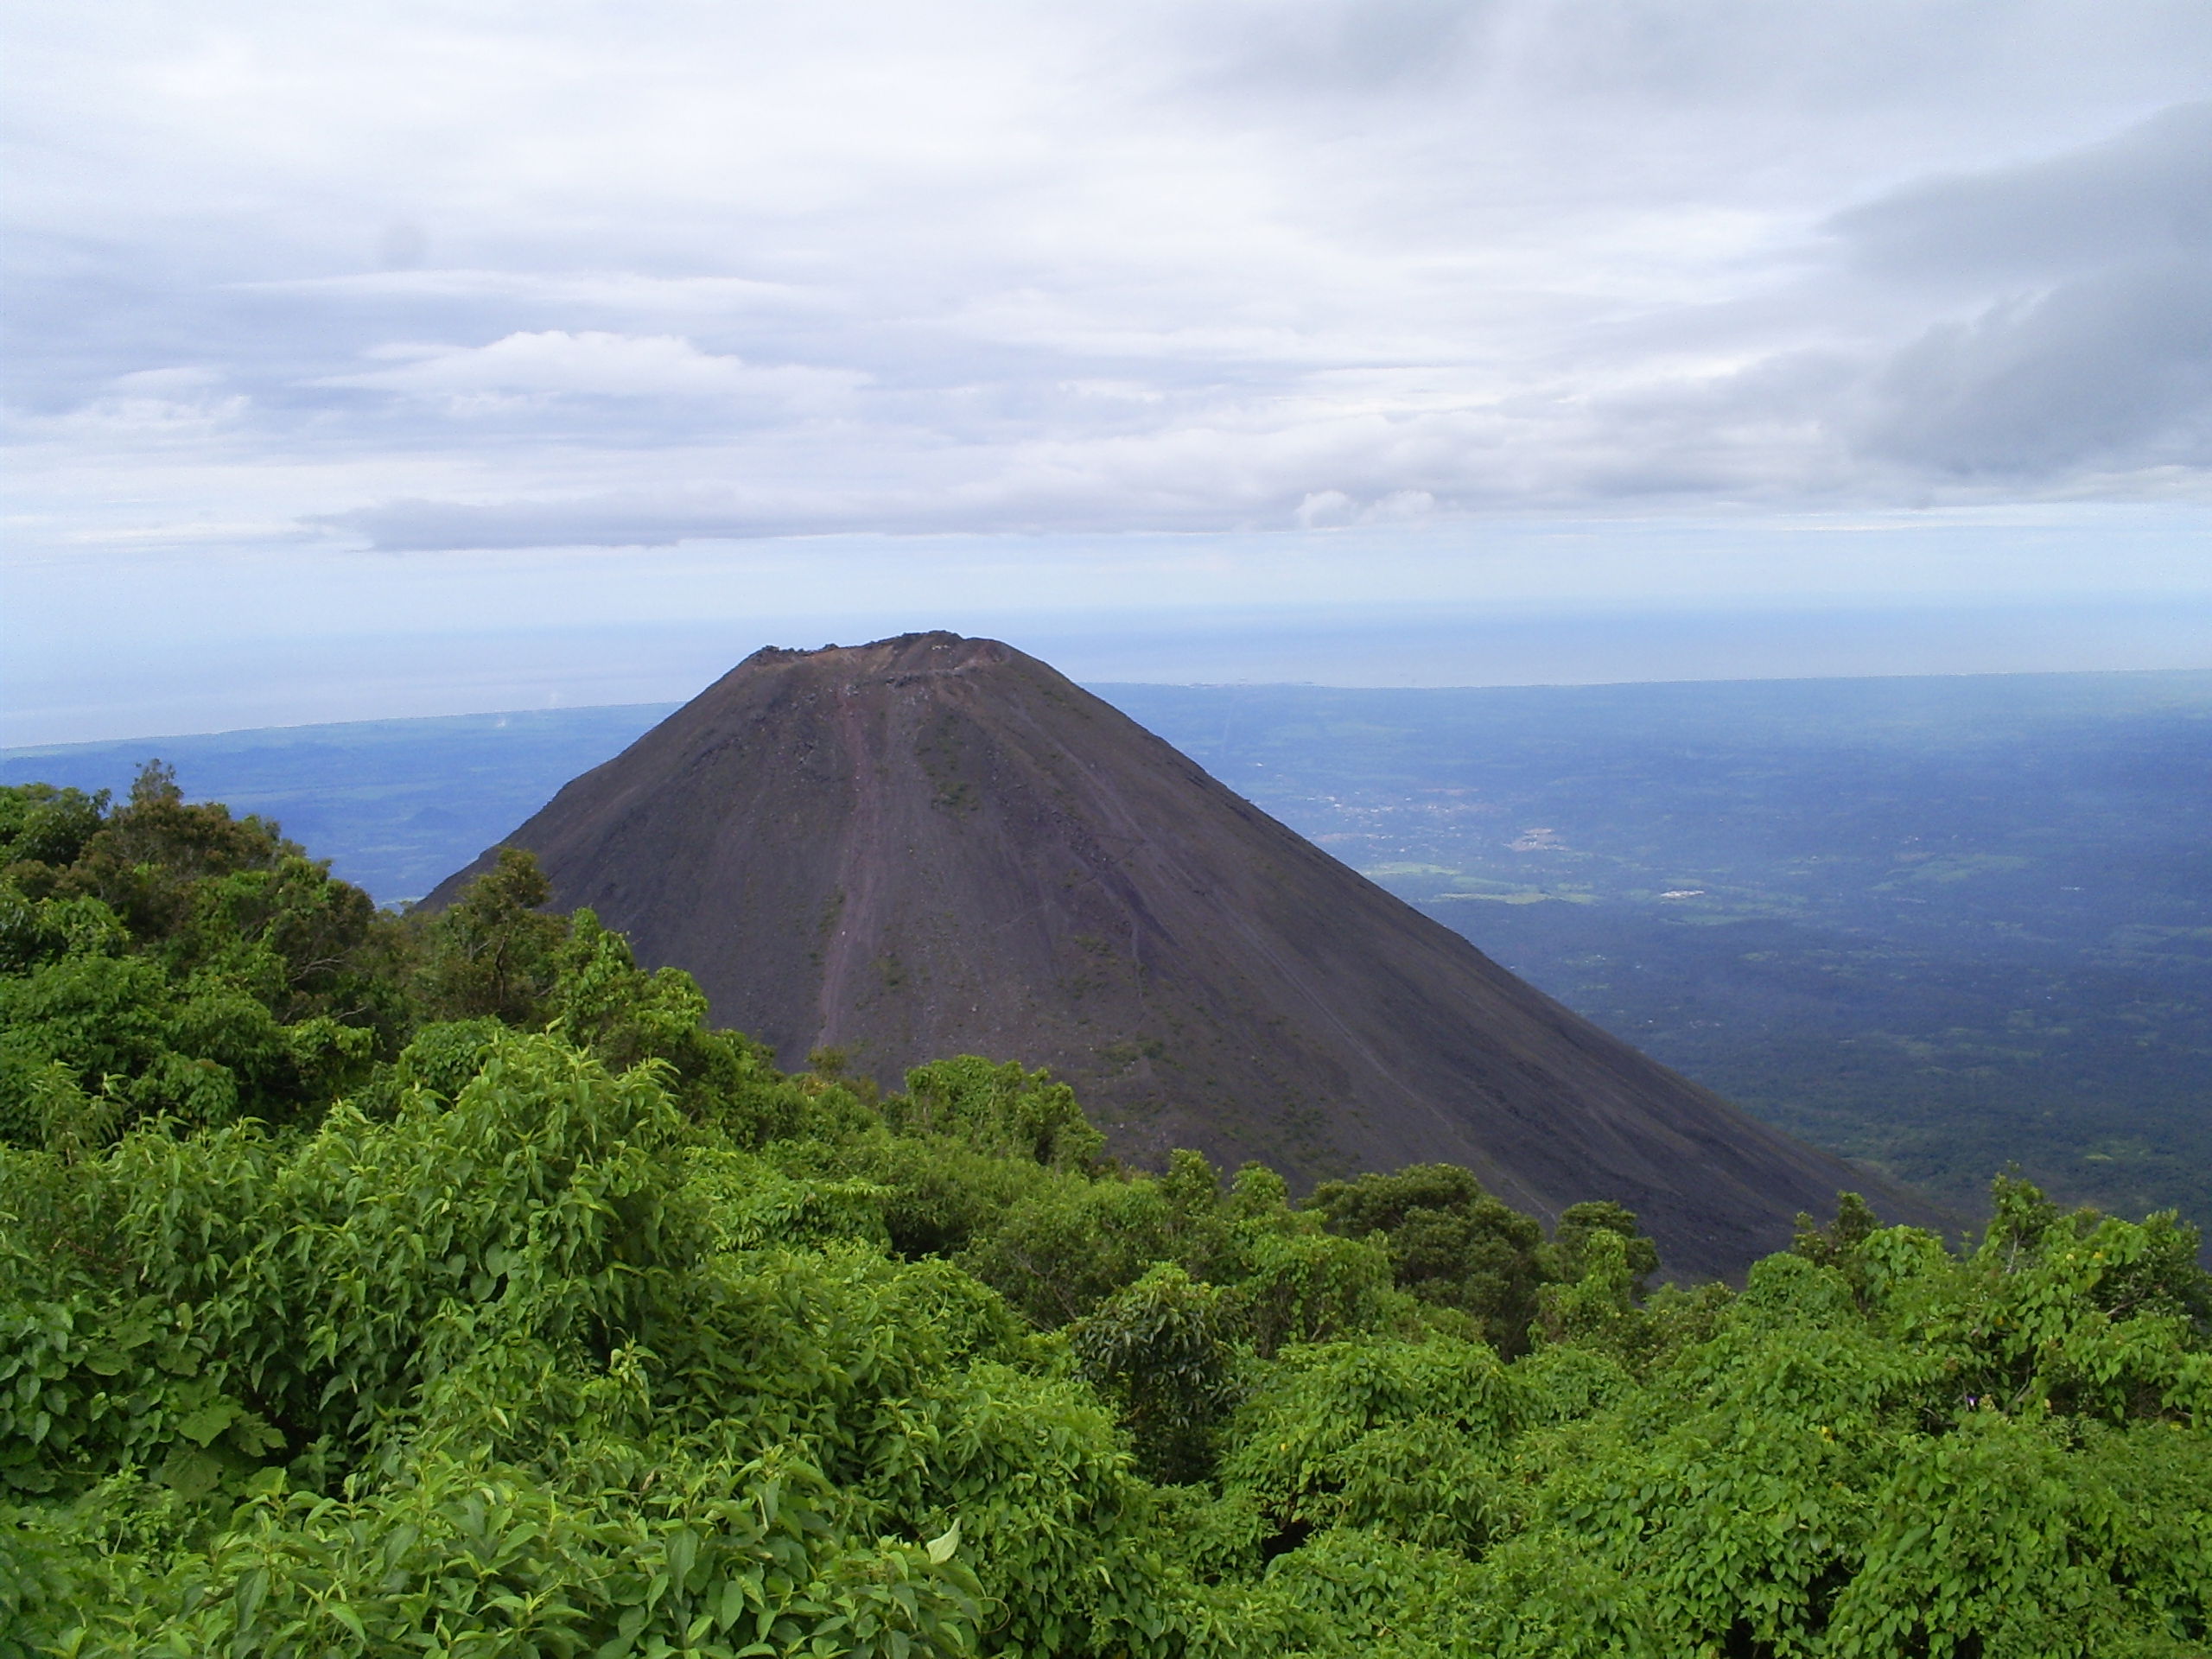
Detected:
[{"left": 427, "top": 632, "right": 1938, "bottom": 1275}]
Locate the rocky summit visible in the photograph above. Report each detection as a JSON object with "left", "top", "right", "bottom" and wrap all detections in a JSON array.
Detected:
[{"left": 427, "top": 631, "right": 1940, "bottom": 1275}]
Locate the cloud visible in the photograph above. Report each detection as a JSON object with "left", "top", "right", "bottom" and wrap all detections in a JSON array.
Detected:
[
  {"left": 1821, "top": 104, "right": 2212, "bottom": 480},
  {"left": 1180, "top": 0, "right": 1492, "bottom": 99},
  {"left": 316, "top": 410, "right": 1475, "bottom": 549},
  {"left": 236, "top": 269, "right": 815, "bottom": 314},
  {"left": 1294, "top": 491, "right": 1357, "bottom": 530},
  {"left": 9, "top": 366, "right": 250, "bottom": 440},
  {"left": 7, "top": 1, "right": 2212, "bottom": 569},
  {"left": 1854, "top": 262, "right": 2212, "bottom": 475},
  {"left": 320, "top": 331, "right": 868, "bottom": 412},
  {"left": 1831, "top": 101, "right": 2212, "bottom": 286}
]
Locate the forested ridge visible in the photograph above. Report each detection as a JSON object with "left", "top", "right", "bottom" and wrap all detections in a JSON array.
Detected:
[{"left": 3, "top": 769, "right": 2208, "bottom": 1657}]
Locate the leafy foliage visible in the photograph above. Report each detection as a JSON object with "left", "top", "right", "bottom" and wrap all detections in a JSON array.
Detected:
[
  {"left": 3, "top": 769, "right": 2208, "bottom": 1656},
  {"left": 1070, "top": 1263, "right": 1237, "bottom": 1483},
  {"left": 1307, "top": 1164, "right": 1552, "bottom": 1354}
]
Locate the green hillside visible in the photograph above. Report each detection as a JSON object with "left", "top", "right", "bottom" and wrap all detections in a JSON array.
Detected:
[{"left": 3, "top": 771, "right": 2207, "bottom": 1656}]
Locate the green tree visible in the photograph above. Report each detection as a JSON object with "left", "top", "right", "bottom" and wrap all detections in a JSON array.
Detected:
[
  {"left": 415, "top": 847, "right": 567, "bottom": 1025},
  {"left": 0, "top": 783, "right": 109, "bottom": 892},
  {"left": 1069, "top": 1262, "right": 1237, "bottom": 1483},
  {"left": 1309, "top": 1163, "right": 1548, "bottom": 1353},
  {"left": 893, "top": 1054, "right": 1107, "bottom": 1172},
  {"left": 1540, "top": 1199, "right": 1660, "bottom": 1298},
  {"left": 56, "top": 763, "right": 296, "bottom": 943}
]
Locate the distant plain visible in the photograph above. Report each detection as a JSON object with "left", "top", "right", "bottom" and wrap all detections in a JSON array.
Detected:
[{"left": 9, "top": 668, "right": 2207, "bottom": 1235}]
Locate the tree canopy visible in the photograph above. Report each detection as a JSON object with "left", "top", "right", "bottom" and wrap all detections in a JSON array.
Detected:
[{"left": 2, "top": 769, "right": 2206, "bottom": 1656}]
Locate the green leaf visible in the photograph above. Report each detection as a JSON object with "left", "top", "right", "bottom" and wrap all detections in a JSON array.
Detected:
[
  {"left": 925, "top": 1518, "right": 961, "bottom": 1565},
  {"left": 158, "top": 1446, "right": 223, "bottom": 1499},
  {"left": 715, "top": 1579, "right": 750, "bottom": 1630},
  {"left": 176, "top": 1400, "right": 238, "bottom": 1446}
]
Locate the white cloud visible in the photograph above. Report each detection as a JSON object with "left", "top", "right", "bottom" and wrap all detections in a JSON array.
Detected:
[
  {"left": 236, "top": 269, "right": 817, "bottom": 315},
  {"left": 321, "top": 331, "right": 868, "bottom": 411},
  {"left": 4, "top": 0, "right": 2212, "bottom": 570},
  {"left": 9, "top": 366, "right": 249, "bottom": 441},
  {"left": 1294, "top": 491, "right": 1356, "bottom": 530}
]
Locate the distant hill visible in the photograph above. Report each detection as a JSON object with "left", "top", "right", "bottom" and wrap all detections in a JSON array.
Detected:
[{"left": 422, "top": 632, "right": 1942, "bottom": 1277}]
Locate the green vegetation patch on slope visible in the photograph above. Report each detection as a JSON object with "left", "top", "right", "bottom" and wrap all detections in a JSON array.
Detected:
[{"left": 2, "top": 771, "right": 2208, "bottom": 1657}]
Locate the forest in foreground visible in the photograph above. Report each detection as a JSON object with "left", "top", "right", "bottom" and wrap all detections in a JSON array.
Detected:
[{"left": 3, "top": 770, "right": 2209, "bottom": 1656}]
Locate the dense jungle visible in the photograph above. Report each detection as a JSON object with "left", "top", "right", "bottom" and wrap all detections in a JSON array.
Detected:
[{"left": 2, "top": 769, "right": 2208, "bottom": 1656}]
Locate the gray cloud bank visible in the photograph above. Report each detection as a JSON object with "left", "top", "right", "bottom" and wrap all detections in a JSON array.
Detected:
[
  {"left": 1836, "top": 102, "right": 2212, "bottom": 477},
  {"left": 6, "top": 2, "right": 2211, "bottom": 556}
]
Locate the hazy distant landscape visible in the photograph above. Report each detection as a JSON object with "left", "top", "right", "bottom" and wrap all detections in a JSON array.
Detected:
[
  {"left": 10, "top": 666, "right": 2207, "bottom": 1234},
  {"left": 0, "top": 703, "right": 681, "bottom": 906},
  {"left": 1112, "top": 671, "right": 2212, "bottom": 1233}
]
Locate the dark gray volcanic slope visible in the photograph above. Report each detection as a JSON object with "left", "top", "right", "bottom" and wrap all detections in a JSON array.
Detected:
[{"left": 427, "top": 632, "right": 1944, "bottom": 1277}]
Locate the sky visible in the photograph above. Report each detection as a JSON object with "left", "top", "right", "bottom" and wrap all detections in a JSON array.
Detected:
[{"left": 5, "top": 0, "right": 2211, "bottom": 743}]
